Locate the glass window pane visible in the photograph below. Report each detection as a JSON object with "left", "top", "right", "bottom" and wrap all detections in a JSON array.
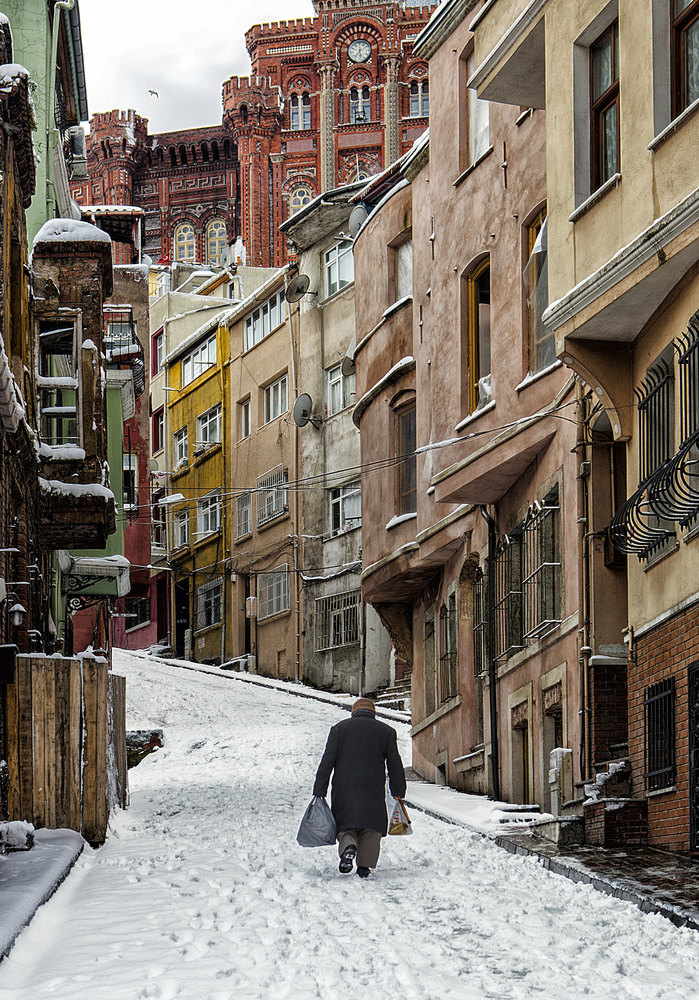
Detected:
[
  {"left": 685, "top": 18, "right": 699, "bottom": 105},
  {"left": 601, "top": 102, "right": 618, "bottom": 181}
]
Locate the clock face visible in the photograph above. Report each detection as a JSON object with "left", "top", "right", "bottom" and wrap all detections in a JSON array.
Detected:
[{"left": 348, "top": 40, "right": 371, "bottom": 63}]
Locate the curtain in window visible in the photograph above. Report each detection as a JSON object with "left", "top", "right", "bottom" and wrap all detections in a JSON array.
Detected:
[{"left": 686, "top": 17, "right": 699, "bottom": 106}]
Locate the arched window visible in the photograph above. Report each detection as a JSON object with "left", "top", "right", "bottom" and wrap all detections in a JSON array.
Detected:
[
  {"left": 350, "top": 87, "right": 370, "bottom": 123},
  {"left": 302, "top": 93, "right": 311, "bottom": 129},
  {"left": 207, "top": 219, "right": 227, "bottom": 265},
  {"left": 174, "top": 223, "right": 196, "bottom": 262},
  {"left": 289, "top": 94, "right": 311, "bottom": 130},
  {"left": 290, "top": 185, "right": 313, "bottom": 215},
  {"left": 179, "top": 144, "right": 188, "bottom": 165},
  {"left": 290, "top": 94, "right": 300, "bottom": 130},
  {"left": 410, "top": 79, "right": 429, "bottom": 117}
]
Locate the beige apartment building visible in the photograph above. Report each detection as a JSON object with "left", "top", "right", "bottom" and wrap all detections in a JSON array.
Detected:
[{"left": 470, "top": 0, "right": 699, "bottom": 849}]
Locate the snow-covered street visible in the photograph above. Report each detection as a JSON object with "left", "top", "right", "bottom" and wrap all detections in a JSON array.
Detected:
[{"left": 0, "top": 649, "right": 697, "bottom": 1000}]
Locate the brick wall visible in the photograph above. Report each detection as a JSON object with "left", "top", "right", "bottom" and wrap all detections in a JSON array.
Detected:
[
  {"left": 629, "top": 600, "right": 699, "bottom": 851},
  {"left": 584, "top": 798, "right": 648, "bottom": 846}
]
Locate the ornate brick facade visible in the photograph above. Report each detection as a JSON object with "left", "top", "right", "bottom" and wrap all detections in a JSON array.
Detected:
[{"left": 70, "top": 0, "right": 435, "bottom": 267}]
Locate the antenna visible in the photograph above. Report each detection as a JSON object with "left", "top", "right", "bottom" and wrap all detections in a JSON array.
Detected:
[
  {"left": 292, "top": 392, "right": 321, "bottom": 429},
  {"left": 348, "top": 204, "right": 369, "bottom": 239},
  {"left": 285, "top": 273, "right": 316, "bottom": 302}
]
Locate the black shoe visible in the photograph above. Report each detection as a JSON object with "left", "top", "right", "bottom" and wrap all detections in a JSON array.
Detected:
[
  {"left": 339, "top": 845, "right": 357, "bottom": 874},
  {"left": 356, "top": 866, "right": 370, "bottom": 879}
]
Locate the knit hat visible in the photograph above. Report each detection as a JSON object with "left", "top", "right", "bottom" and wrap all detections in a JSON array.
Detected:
[{"left": 351, "top": 697, "right": 376, "bottom": 715}]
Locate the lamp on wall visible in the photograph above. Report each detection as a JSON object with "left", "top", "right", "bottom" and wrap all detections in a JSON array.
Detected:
[{"left": 9, "top": 603, "right": 26, "bottom": 627}]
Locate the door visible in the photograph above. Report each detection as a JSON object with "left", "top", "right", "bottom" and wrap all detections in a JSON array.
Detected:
[{"left": 175, "top": 580, "right": 189, "bottom": 659}]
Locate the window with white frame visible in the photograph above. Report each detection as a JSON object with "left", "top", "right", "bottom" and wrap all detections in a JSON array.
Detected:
[
  {"left": 324, "top": 241, "right": 354, "bottom": 297},
  {"left": 289, "top": 93, "right": 311, "bottom": 130},
  {"left": 315, "top": 590, "right": 361, "bottom": 650},
  {"left": 239, "top": 398, "right": 251, "bottom": 439},
  {"left": 393, "top": 237, "right": 413, "bottom": 302},
  {"left": 182, "top": 332, "right": 216, "bottom": 387},
  {"left": 330, "top": 482, "right": 361, "bottom": 535},
  {"left": 409, "top": 79, "right": 429, "bottom": 117},
  {"left": 152, "top": 330, "right": 164, "bottom": 375},
  {"left": 244, "top": 291, "right": 287, "bottom": 351},
  {"left": 257, "top": 465, "right": 288, "bottom": 526},
  {"left": 465, "top": 51, "right": 490, "bottom": 167},
  {"left": 237, "top": 492, "right": 252, "bottom": 537},
  {"left": 152, "top": 492, "right": 166, "bottom": 549},
  {"left": 196, "top": 577, "right": 223, "bottom": 630},
  {"left": 264, "top": 375, "right": 288, "bottom": 423},
  {"left": 196, "top": 403, "right": 222, "bottom": 448},
  {"left": 327, "top": 364, "right": 356, "bottom": 414},
  {"left": 197, "top": 489, "right": 222, "bottom": 537},
  {"left": 174, "top": 222, "right": 195, "bottom": 261},
  {"left": 175, "top": 507, "right": 189, "bottom": 548},
  {"left": 152, "top": 407, "right": 164, "bottom": 453},
  {"left": 173, "top": 426, "right": 188, "bottom": 468},
  {"left": 258, "top": 565, "right": 290, "bottom": 620}
]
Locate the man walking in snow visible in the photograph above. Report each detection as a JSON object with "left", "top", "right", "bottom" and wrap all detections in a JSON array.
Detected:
[{"left": 313, "top": 697, "right": 406, "bottom": 878}]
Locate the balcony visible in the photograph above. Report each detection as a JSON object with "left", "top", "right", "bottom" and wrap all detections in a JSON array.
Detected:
[{"left": 469, "top": 0, "right": 546, "bottom": 109}]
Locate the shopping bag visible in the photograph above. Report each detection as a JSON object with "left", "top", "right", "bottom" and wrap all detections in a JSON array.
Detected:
[
  {"left": 388, "top": 796, "right": 412, "bottom": 836},
  {"left": 296, "top": 796, "right": 337, "bottom": 847}
]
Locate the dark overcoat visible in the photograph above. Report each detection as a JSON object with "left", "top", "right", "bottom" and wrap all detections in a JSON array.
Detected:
[{"left": 312, "top": 710, "right": 407, "bottom": 835}]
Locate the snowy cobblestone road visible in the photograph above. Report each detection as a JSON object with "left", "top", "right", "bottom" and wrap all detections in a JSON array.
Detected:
[{"left": 0, "top": 650, "right": 697, "bottom": 1000}]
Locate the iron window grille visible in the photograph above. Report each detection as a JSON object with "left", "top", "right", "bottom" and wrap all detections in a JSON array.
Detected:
[
  {"left": 473, "top": 566, "right": 488, "bottom": 678},
  {"left": 257, "top": 465, "right": 288, "bottom": 526},
  {"left": 237, "top": 492, "right": 252, "bottom": 538},
  {"left": 675, "top": 316, "right": 699, "bottom": 530},
  {"left": 125, "top": 598, "right": 150, "bottom": 629},
  {"left": 644, "top": 678, "right": 676, "bottom": 791},
  {"left": 438, "top": 593, "right": 458, "bottom": 702},
  {"left": 494, "top": 532, "right": 524, "bottom": 660},
  {"left": 258, "top": 565, "right": 290, "bottom": 620},
  {"left": 196, "top": 577, "right": 223, "bottom": 630},
  {"left": 522, "top": 490, "right": 562, "bottom": 641},
  {"left": 315, "top": 590, "right": 361, "bottom": 650}
]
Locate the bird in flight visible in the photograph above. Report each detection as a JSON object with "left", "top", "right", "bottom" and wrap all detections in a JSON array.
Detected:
[{"left": 148, "top": 89, "right": 159, "bottom": 98}]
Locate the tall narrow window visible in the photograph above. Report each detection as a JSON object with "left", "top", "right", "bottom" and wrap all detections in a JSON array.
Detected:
[
  {"left": 439, "top": 591, "right": 458, "bottom": 702},
  {"left": 523, "top": 210, "right": 552, "bottom": 372},
  {"left": 302, "top": 93, "right": 311, "bottom": 129},
  {"left": 174, "top": 222, "right": 195, "bottom": 262},
  {"left": 644, "top": 678, "right": 676, "bottom": 791},
  {"left": 123, "top": 454, "right": 137, "bottom": 510},
  {"left": 466, "top": 52, "right": 489, "bottom": 165},
  {"left": 673, "top": 0, "right": 699, "bottom": 116},
  {"left": 396, "top": 404, "right": 417, "bottom": 515},
  {"left": 465, "top": 259, "right": 491, "bottom": 414},
  {"left": 324, "top": 241, "right": 354, "bottom": 296},
  {"left": 410, "top": 79, "right": 429, "bottom": 117},
  {"left": 290, "top": 94, "right": 300, "bottom": 130},
  {"left": 590, "top": 20, "right": 620, "bottom": 190},
  {"left": 350, "top": 87, "right": 370, "bottom": 123},
  {"left": 263, "top": 375, "right": 288, "bottom": 423},
  {"left": 522, "top": 487, "right": 562, "bottom": 642},
  {"left": 206, "top": 219, "right": 226, "bottom": 265}
]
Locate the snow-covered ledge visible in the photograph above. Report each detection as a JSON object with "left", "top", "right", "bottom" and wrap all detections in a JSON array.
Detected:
[{"left": 352, "top": 356, "right": 415, "bottom": 427}]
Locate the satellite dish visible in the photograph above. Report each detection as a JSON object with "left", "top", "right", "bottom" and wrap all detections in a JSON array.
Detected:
[
  {"left": 285, "top": 273, "right": 311, "bottom": 302},
  {"left": 292, "top": 392, "right": 321, "bottom": 429},
  {"left": 341, "top": 355, "right": 356, "bottom": 377},
  {"left": 349, "top": 204, "right": 369, "bottom": 239}
]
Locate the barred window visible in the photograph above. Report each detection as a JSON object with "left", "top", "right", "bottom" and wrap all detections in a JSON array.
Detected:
[
  {"left": 439, "top": 591, "right": 458, "bottom": 702},
  {"left": 125, "top": 597, "right": 150, "bottom": 630},
  {"left": 315, "top": 590, "right": 361, "bottom": 650},
  {"left": 522, "top": 487, "right": 562, "bottom": 642},
  {"left": 196, "top": 577, "right": 223, "bottom": 630},
  {"left": 494, "top": 532, "right": 523, "bottom": 660},
  {"left": 237, "top": 492, "right": 252, "bottom": 537},
  {"left": 645, "top": 678, "right": 675, "bottom": 791},
  {"left": 258, "top": 565, "right": 290, "bottom": 620},
  {"left": 473, "top": 566, "right": 488, "bottom": 678},
  {"left": 257, "top": 465, "right": 288, "bottom": 526}
]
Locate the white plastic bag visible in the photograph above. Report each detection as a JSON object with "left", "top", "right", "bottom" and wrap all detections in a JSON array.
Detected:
[
  {"left": 296, "top": 796, "right": 337, "bottom": 847},
  {"left": 388, "top": 796, "right": 412, "bottom": 836}
]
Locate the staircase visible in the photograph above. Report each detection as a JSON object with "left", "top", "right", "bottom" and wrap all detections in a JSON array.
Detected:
[{"left": 369, "top": 678, "right": 412, "bottom": 714}]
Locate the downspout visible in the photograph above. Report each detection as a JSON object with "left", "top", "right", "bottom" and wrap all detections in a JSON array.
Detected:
[
  {"left": 288, "top": 290, "right": 301, "bottom": 683},
  {"left": 47, "top": 1, "right": 75, "bottom": 219},
  {"left": 480, "top": 505, "right": 500, "bottom": 801},
  {"left": 576, "top": 388, "right": 593, "bottom": 784}
]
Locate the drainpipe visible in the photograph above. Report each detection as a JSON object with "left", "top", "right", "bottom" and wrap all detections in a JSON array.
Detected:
[
  {"left": 480, "top": 505, "right": 500, "bottom": 801},
  {"left": 47, "top": 1, "right": 75, "bottom": 219}
]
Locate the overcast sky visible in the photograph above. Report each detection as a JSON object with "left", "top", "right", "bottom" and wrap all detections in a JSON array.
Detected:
[{"left": 78, "top": 0, "right": 314, "bottom": 135}]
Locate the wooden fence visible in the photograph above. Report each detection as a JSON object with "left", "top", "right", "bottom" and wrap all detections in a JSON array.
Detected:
[{"left": 5, "top": 655, "right": 127, "bottom": 844}]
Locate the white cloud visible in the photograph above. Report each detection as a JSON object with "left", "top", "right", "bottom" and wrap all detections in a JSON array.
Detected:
[{"left": 78, "top": 0, "right": 313, "bottom": 133}]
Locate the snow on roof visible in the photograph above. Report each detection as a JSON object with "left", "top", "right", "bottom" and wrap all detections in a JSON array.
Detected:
[
  {"left": 82, "top": 205, "right": 144, "bottom": 216},
  {"left": 39, "top": 478, "right": 115, "bottom": 501},
  {"left": 33, "top": 219, "right": 112, "bottom": 247},
  {"left": 0, "top": 63, "right": 29, "bottom": 94}
]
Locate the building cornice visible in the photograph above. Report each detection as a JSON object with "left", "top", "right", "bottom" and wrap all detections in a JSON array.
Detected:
[
  {"left": 543, "top": 184, "right": 699, "bottom": 333},
  {"left": 413, "top": 0, "right": 480, "bottom": 61}
]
